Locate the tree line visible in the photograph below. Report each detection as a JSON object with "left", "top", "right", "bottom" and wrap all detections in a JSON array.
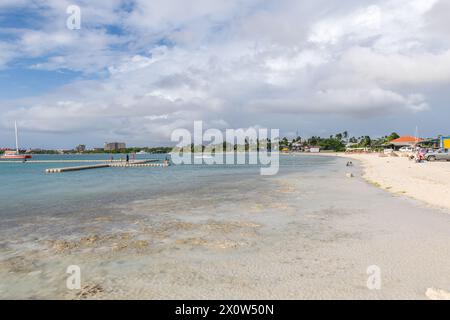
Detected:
[
  {"left": 1, "top": 132, "right": 402, "bottom": 155},
  {"left": 279, "top": 132, "right": 400, "bottom": 152}
]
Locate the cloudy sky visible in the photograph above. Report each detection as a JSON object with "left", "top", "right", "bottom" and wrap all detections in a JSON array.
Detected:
[{"left": 0, "top": 0, "right": 449, "bottom": 148}]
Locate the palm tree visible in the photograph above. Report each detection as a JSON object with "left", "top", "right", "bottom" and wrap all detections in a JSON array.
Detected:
[{"left": 387, "top": 132, "right": 400, "bottom": 142}]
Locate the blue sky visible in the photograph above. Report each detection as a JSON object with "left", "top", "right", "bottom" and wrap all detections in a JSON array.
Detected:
[{"left": 0, "top": 0, "right": 449, "bottom": 149}]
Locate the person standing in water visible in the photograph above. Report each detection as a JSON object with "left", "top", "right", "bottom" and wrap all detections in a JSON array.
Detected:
[{"left": 163, "top": 157, "right": 170, "bottom": 166}]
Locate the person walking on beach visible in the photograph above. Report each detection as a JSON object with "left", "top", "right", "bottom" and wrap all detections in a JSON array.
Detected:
[{"left": 126, "top": 154, "right": 129, "bottom": 163}]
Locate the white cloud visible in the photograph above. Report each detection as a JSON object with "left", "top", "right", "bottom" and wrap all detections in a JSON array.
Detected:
[
  {"left": 340, "top": 47, "right": 450, "bottom": 85},
  {"left": 249, "top": 88, "right": 428, "bottom": 115},
  {"left": 0, "top": 0, "right": 449, "bottom": 145},
  {"left": 309, "top": 5, "right": 382, "bottom": 45},
  {"left": 0, "top": 41, "right": 16, "bottom": 68}
]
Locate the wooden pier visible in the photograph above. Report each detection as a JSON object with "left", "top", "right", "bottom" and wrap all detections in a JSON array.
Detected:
[{"left": 45, "top": 160, "right": 169, "bottom": 173}]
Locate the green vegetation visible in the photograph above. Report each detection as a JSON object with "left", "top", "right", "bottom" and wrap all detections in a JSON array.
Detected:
[
  {"left": 27, "top": 150, "right": 60, "bottom": 155},
  {"left": 1, "top": 149, "right": 59, "bottom": 155},
  {"left": 278, "top": 131, "right": 402, "bottom": 152},
  {"left": 9, "top": 147, "right": 174, "bottom": 155},
  {"left": 82, "top": 147, "right": 173, "bottom": 154},
  {"left": 2, "top": 131, "right": 404, "bottom": 155},
  {"left": 305, "top": 135, "right": 347, "bottom": 152}
]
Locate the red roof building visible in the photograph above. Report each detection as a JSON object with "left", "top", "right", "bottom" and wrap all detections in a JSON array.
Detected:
[{"left": 388, "top": 136, "right": 423, "bottom": 147}]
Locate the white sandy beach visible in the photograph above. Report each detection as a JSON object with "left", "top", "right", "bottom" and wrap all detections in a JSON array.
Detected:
[{"left": 339, "top": 153, "right": 450, "bottom": 211}]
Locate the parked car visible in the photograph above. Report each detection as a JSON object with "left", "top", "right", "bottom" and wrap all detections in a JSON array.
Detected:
[{"left": 425, "top": 150, "right": 450, "bottom": 161}]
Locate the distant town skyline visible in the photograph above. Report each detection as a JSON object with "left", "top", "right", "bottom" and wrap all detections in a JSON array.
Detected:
[{"left": 1, "top": 0, "right": 450, "bottom": 149}]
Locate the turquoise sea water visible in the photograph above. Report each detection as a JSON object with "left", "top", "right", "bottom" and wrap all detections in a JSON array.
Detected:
[{"left": 0, "top": 154, "right": 336, "bottom": 222}]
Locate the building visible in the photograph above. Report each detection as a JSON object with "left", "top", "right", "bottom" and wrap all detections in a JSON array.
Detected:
[
  {"left": 441, "top": 136, "right": 450, "bottom": 150},
  {"left": 385, "top": 136, "right": 423, "bottom": 149},
  {"left": 75, "top": 144, "right": 86, "bottom": 153},
  {"left": 104, "top": 142, "right": 126, "bottom": 151},
  {"left": 305, "top": 146, "right": 321, "bottom": 153},
  {"left": 291, "top": 142, "right": 303, "bottom": 152}
]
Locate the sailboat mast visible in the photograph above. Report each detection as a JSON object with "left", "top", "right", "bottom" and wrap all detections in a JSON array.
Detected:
[
  {"left": 15, "top": 121, "right": 19, "bottom": 153},
  {"left": 415, "top": 126, "right": 419, "bottom": 145}
]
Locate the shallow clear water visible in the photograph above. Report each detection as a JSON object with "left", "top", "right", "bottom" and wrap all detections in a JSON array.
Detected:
[
  {"left": 0, "top": 153, "right": 338, "bottom": 263},
  {"left": 0, "top": 154, "right": 336, "bottom": 221}
]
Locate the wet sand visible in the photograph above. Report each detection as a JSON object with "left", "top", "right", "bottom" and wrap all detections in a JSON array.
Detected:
[{"left": 1, "top": 156, "right": 450, "bottom": 299}]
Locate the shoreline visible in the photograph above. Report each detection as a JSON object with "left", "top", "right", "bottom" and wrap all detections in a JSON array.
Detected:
[{"left": 298, "top": 152, "right": 450, "bottom": 212}]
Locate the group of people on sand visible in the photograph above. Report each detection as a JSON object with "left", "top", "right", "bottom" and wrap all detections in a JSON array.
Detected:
[
  {"left": 413, "top": 148, "right": 433, "bottom": 163},
  {"left": 408, "top": 147, "right": 438, "bottom": 163}
]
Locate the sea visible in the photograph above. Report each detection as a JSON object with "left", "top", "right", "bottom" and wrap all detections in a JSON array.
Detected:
[{"left": 0, "top": 153, "right": 336, "bottom": 220}]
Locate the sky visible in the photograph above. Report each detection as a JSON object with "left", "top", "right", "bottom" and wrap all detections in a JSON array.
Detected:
[{"left": 0, "top": 0, "right": 449, "bottom": 149}]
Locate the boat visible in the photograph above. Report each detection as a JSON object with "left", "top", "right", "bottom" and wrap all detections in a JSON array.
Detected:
[
  {"left": 136, "top": 150, "right": 149, "bottom": 155},
  {"left": 0, "top": 121, "right": 32, "bottom": 161}
]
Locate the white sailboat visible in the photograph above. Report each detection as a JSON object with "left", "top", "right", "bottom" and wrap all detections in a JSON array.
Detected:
[{"left": 0, "top": 121, "right": 32, "bottom": 160}]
